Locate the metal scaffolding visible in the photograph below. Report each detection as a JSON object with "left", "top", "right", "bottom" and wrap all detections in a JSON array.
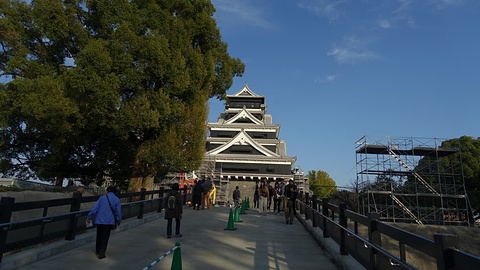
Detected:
[{"left": 355, "top": 135, "right": 470, "bottom": 226}]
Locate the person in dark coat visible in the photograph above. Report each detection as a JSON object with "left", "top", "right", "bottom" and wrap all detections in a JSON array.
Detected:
[
  {"left": 284, "top": 180, "right": 297, "bottom": 224},
  {"left": 201, "top": 178, "right": 213, "bottom": 209},
  {"left": 164, "top": 183, "right": 183, "bottom": 238},
  {"left": 192, "top": 180, "right": 204, "bottom": 210}
]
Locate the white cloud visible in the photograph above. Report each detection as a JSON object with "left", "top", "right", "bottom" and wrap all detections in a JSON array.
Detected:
[
  {"left": 326, "top": 75, "right": 337, "bottom": 81},
  {"left": 375, "top": 0, "right": 415, "bottom": 30},
  {"left": 315, "top": 75, "right": 338, "bottom": 83},
  {"left": 212, "top": 1, "right": 274, "bottom": 29},
  {"left": 429, "top": 0, "right": 464, "bottom": 9},
  {"left": 378, "top": 0, "right": 463, "bottom": 30},
  {"left": 297, "top": 0, "right": 346, "bottom": 23},
  {"left": 378, "top": 20, "right": 391, "bottom": 29},
  {"left": 327, "top": 36, "right": 379, "bottom": 64},
  {"left": 393, "top": 0, "right": 414, "bottom": 15}
]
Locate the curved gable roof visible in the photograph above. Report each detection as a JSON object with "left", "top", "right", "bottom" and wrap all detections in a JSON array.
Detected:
[
  {"left": 224, "top": 108, "right": 264, "bottom": 125},
  {"left": 231, "top": 83, "right": 263, "bottom": 97},
  {"left": 206, "top": 130, "right": 279, "bottom": 157}
]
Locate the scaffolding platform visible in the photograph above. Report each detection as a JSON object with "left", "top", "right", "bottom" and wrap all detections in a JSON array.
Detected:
[
  {"left": 356, "top": 145, "right": 458, "bottom": 157},
  {"left": 355, "top": 135, "right": 471, "bottom": 226}
]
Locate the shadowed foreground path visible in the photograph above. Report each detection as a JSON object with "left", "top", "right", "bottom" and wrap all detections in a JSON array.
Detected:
[{"left": 8, "top": 206, "right": 339, "bottom": 270}]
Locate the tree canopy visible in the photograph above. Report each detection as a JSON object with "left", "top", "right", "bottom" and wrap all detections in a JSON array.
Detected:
[
  {"left": 307, "top": 170, "right": 337, "bottom": 199},
  {"left": 0, "top": 0, "right": 244, "bottom": 187},
  {"left": 438, "top": 136, "right": 480, "bottom": 209}
]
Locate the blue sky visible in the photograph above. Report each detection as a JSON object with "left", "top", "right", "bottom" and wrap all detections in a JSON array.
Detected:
[{"left": 208, "top": 0, "right": 480, "bottom": 188}]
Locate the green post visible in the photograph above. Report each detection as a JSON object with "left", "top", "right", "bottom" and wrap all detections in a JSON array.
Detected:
[
  {"left": 171, "top": 242, "right": 182, "bottom": 270},
  {"left": 234, "top": 207, "right": 243, "bottom": 222},
  {"left": 246, "top": 198, "right": 250, "bottom": 209},
  {"left": 224, "top": 208, "right": 237, "bottom": 231},
  {"left": 240, "top": 200, "right": 246, "bottom": 214}
]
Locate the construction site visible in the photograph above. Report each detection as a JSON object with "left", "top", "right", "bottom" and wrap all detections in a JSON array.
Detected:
[{"left": 355, "top": 135, "right": 472, "bottom": 226}]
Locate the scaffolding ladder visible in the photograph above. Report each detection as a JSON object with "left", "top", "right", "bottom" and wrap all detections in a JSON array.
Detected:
[
  {"left": 391, "top": 194, "right": 423, "bottom": 225},
  {"left": 388, "top": 149, "right": 441, "bottom": 196}
]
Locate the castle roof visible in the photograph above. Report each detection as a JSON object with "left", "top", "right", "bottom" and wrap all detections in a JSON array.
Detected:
[{"left": 230, "top": 83, "right": 264, "bottom": 98}]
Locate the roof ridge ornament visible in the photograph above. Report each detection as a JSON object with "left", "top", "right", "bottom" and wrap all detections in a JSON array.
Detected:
[{"left": 232, "top": 83, "right": 261, "bottom": 97}]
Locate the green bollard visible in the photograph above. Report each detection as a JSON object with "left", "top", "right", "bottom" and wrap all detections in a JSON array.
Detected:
[
  {"left": 224, "top": 208, "right": 237, "bottom": 230},
  {"left": 171, "top": 242, "right": 182, "bottom": 270},
  {"left": 240, "top": 201, "right": 246, "bottom": 214},
  {"left": 234, "top": 206, "right": 243, "bottom": 222}
]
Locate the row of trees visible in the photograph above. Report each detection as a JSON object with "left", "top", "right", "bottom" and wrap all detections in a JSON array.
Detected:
[{"left": 0, "top": 0, "right": 244, "bottom": 191}]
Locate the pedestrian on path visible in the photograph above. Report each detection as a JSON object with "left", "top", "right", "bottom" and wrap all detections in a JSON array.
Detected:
[
  {"left": 267, "top": 181, "right": 274, "bottom": 210},
  {"left": 202, "top": 178, "right": 213, "bottom": 209},
  {"left": 192, "top": 180, "right": 204, "bottom": 210},
  {"left": 86, "top": 186, "right": 122, "bottom": 259},
  {"left": 233, "top": 186, "right": 241, "bottom": 207},
  {"left": 254, "top": 180, "right": 260, "bottom": 208},
  {"left": 284, "top": 180, "right": 297, "bottom": 224},
  {"left": 258, "top": 181, "right": 269, "bottom": 216},
  {"left": 165, "top": 183, "right": 183, "bottom": 238},
  {"left": 274, "top": 182, "right": 282, "bottom": 214}
]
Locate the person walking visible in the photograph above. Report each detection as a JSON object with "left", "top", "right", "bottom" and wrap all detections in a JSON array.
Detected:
[
  {"left": 202, "top": 178, "right": 213, "bottom": 209},
  {"left": 267, "top": 181, "right": 274, "bottom": 210},
  {"left": 253, "top": 180, "right": 260, "bottom": 208},
  {"left": 274, "top": 182, "right": 282, "bottom": 214},
  {"left": 284, "top": 180, "right": 297, "bottom": 224},
  {"left": 192, "top": 180, "right": 204, "bottom": 210},
  {"left": 86, "top": 186, "right": 122, "bottom": 259},
  {"left": 165, "top": 183, "right": 183, "bottom": 238},
  {"left": 233, "top": 186, "right": 241, "bottom": 207},
  {"left": 258, "top": 181, "right": 269, "bottom": 216}
]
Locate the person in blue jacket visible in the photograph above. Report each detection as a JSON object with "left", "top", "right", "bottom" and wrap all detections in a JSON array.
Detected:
[{"left": 86, "top": 186, "right": 122, "bottom": 259}]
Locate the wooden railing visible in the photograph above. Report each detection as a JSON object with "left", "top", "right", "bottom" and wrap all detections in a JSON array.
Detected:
[
  {"left": 0, "top": 187, "right": 190, "bottom": 262},
  {"left": 297, "top": 193, "right": 480, "bottom": 270}
]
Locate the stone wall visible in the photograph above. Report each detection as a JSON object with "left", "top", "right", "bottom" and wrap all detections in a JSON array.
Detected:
[{"left": 224, "top": 180, "right": 257, "bottom": 206}]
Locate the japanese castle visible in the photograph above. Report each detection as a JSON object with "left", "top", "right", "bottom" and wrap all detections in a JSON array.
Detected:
[{"left": 200, "top": 83, "right": 296, "bottom": 187}]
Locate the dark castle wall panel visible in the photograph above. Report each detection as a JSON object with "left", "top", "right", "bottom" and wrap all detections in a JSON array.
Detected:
[{"left": 215, "top": 162, "right": 292, "bottom": 175}]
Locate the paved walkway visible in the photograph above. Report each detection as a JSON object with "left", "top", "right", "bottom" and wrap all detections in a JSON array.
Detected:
[{"left": 4, "top": 206, "right": 339, "bottom": 270}]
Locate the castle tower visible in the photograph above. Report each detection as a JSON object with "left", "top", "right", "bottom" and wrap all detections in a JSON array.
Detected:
[{"left": 200, "top": 83, "right": 296, "bottom": 204}]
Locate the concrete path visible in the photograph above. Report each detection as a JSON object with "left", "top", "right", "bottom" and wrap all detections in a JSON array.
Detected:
[{"left": 5, "top": 206, "right": 339, "bottom": 270}]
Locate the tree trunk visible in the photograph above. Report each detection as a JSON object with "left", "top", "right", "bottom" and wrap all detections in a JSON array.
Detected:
[
  {"left": 128, "top": 155, "right": 144, "bottom": 192},
  {"left": 128, "top": 177, "right": 143, "bottom": 192},
  {"left": 143, "top": 176, "right": 154, "bottom": 191},
  {"left": 55, "top": 175, "right": 63, "bottom": 186},
  {"left": 128, "top": 176, "right": 143, "bottom": 201}
]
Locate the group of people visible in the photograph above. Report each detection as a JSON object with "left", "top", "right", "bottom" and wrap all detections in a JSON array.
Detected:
[
  {"left": 253, "top": 179, "right": 298, "bottom": 224},
  {"left": 86, "top": 178, "right": 297, "bottom": 259},
  {"left": 191, "top": 177, "right": 214, "bottom": 210}
]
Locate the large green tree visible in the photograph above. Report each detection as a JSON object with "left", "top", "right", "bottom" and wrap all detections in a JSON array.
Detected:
[
  {"left": 439, "top": 136, "right": 480, "bottom": 209},
  {"left": 0, "top": 0, "right": 244, "bottom": 188},
  {"left": 308, "top": 170, "right": 337, "bottom": 199},
  {"left": 414, "top": 136, "right": 480, "bottom": 209}
]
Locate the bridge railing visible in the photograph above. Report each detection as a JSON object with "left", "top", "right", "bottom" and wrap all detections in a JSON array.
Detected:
[
  {"left": 297, "top": 193, "right": 480, "bottom": 270},
  {"left": 0, "top": 187, "right": 190, "bottom": 262}
]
